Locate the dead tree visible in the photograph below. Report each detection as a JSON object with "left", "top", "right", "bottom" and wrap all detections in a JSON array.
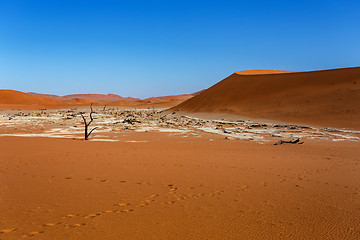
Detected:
[
  {"left": 80, "top": 104, "right": 98, "bottom": 140},
  {"left": 103, "top": 105, "right": 107, "bottom": 111}
]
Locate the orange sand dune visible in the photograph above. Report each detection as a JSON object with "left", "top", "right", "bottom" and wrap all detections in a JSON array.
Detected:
[
  {"left": 0, "top": 90, "right": 194, "bottom": 110},
  {"left": 59, "top": 93, "right": 139, "bottom": 101},
  {"left": 172, "top": 67, "right": 360, "bottom": 129},
  {"left": 107, "top": 99, "right": 186, "bottom": 109},
  {"left": 0, "top": 90, "right": 102, "bottom": 109},
  {"left": 0, "top": 90, "right": 64, "bottom": 109},
  {"left": 27, "top": 92, "right": 63, "bottom": 100},
  {"left": 143, "top": 91, "right": 203, "bottom": 103},
  {"left": 28, "top": 92, "right": 140, "bottom": 102},
  {"left": 236, "top": 70, "right": 299, "bottom": 75},
  {"left": 64, "top": 98, "right": 100, "bottom": 105}
]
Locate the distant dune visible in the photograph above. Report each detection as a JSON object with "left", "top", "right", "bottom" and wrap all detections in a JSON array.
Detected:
[
  {"left": 28, "top": 92, "right": 140, "bottom": 102},
  {"left": 0, "top": 90, "right": 199, "bottom": 109},
  {"left": 0, "top": 90, "right": 64, "bottom": 109},
  {"left": 171, "top": 67, "right": 360, "bottom": 129},
  {"left": 143, "top": 91, "right": 203, "bottom": 103}
]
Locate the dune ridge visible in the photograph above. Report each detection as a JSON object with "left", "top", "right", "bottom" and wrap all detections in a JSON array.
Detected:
[
  {"left": 0, "top": 90, "right": 64, "bottom": 109},
  {"left": 236, "top": 70, "right": 299, "bottom": 75},
  {"left": 143, "top": 90, "right": 203, "bottom": 103},
  {"left": 0, "top": 90, "right": 199, "bottom": 109},
  {"left": 171, "top": 67, "right": 360, "bottom": 129},
  {"left": 28, "top": 92, "right": 140, "bottom": 101}
]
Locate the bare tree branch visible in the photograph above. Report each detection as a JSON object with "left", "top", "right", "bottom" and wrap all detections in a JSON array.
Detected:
[
  {"left": 88, "top": 127, "right": 98, "bottom": 136},
  {"left": 80, "top": 104, "right": 97, "bottom": 140},
  {"left": 89, "top": 104, "right": 94, "bottom": 125},
  {"left": 80, "top": 112, "right": 87, "bottom": 126}
]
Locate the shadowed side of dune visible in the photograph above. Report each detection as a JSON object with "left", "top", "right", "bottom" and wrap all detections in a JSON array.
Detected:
[{"left": 171, "top": 67, "right": 360, "bottom": 129}]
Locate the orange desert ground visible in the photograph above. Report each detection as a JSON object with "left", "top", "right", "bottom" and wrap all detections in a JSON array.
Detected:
[{"left": 1, "top": 67, "right": 360, "bottom": 239}]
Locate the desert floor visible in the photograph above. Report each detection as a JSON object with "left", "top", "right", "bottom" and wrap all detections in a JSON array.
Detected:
[{"left": 0, "top": 109, "right": 359, "bottom": 239}]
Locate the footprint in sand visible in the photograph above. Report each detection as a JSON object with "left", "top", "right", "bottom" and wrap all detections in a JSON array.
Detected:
[
  {"left": 100, "top": 179, "right": 108, "bottom": 183},
  {"left": 116, "top": 202, "right": 130, "bottom": 207},
  {"left": 64, "top": 177, "right": 72, "bottom": 180},
  {"left": 104, "top": 210, "right": 117, "bottom": 213},
  {"left": 23, "top": 231, "right": 45, "bottom": 237},
  {"left": 69, "top": 223, "right": 86, "bottom": 227},
  {"left": 194, "top": 193, "right": 205, "bottom": 198},
  {"left": 63, "top": 213, "right": 80, "bottom": 218},
  {"left": 85, "top": 177, "right": 93, "bottom": 180},
  {"left": 0, "top": 228, "right": 17, "bottom": 234},
  {"left": 85, "top": 212, "right": 102, "bottom": 218},
  {"left": 120, "top": 209, "right": 134, "bottom": 213},
  {"left": 135, "top": 203, "right": 147, "bottom": 207},
  {"left": 208, "top": 190, "right": 223, "bottom": 197},
  {"left": 85, "top": 214, "right": 97, "bottom": 219},
  {"left": 167, "top": 184, "right": 178, "bottom": 193},
  {"left": 43, "top": 222, "right": 62, "bottom": 227},
  {"left": 177, "top": 196, "right": 187, "bottom": 200},
  {"left": 240, "top": 185, "right": 250, "bottom": 191}
]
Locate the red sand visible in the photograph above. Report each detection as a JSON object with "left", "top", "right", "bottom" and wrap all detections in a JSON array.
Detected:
[
  {"left": 143, "top": 91, "right": 203, "bottom": 103},
  {"left": 0, "top": 90, "right": 64, "bottom": 109},
  {"left": 1, "top": 135, "right": 359, "bottom": 239},
  {"left": 1, "top": 67, "right": 360, "bottom": 239},
  {"left": 0, "top": 90, "right": 194, "bottom": 110},
  {"left": 236, "top": 70, "right": 299, "bottom": 75},
  {"left": 172, "top": 67, "right": 360, "bottom": 129},
  {"left": 28, "top": 93, "right": 141, "bottom": 102}
]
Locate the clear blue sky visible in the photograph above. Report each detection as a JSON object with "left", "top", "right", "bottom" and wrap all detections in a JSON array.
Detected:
[{"left": 0, "top": 0, "right": 359, "bottom": 98}]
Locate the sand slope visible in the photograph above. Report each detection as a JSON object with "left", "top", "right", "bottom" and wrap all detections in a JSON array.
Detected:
[
  {"left": 143, "top": 91, "right": 203, "bottom": 103},
  {"left": 172, "top": 67, "right": 360, "bottom": 129},
  {"left": 0, "top": 90, "right": 64, "bottom": 109}
]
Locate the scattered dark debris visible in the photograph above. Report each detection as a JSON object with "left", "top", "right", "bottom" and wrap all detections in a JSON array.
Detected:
[
  {"left": 274, "top": 138, "right": 304, "bottom": 145},
  {"left": 321, "top": 128, "right": 341, "bottom": 132},
  {"left": 122, "top": 119, "right": 141, "bottom": 125}
]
